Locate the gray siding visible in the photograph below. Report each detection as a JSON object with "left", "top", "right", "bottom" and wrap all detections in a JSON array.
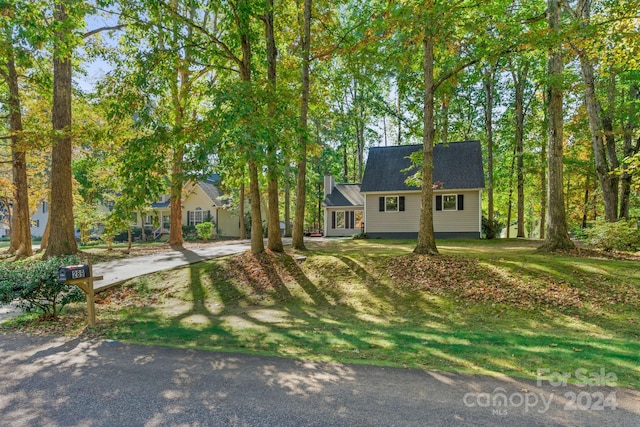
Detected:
[
  {"left": 364, "top": 190, "right": 481, "bottom": 235},
  {"left": 364, "top": 193, "right": 421, "bottom": 233},
  {"left": 433, "top": 190, "right": 481, "bottom": 232},
  {"left": 325, "top": 207, "right": 364, "bottom": 237}
]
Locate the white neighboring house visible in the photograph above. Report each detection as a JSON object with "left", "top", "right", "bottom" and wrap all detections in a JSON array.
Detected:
[{"left": 31, "top": 201, "right": 49, "bottom": 238}]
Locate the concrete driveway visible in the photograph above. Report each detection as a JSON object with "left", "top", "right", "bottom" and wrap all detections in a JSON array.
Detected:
[
  {"left": 1, "top": 333, "right": 639, "bottom": 427},
  {"left": 0, "top": 239, "right": 257, "bottom": 322},
  {"left": 91, "top": 239, "right": 254, "bottom": 291}
]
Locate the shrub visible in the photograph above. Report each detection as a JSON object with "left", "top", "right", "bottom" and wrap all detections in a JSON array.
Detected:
[
  {"left": 584, "top": 220, "right": 640, "bottom": 251},
  {"left": 0, "top": 255, "right": 85, "bottom": 319},
  {"left": 482, "top": 217, "right": 503, "bottom": 240},
  {"left": 352, "top": 232, "right": 368, "bottom": 240},
  {"left": 195, "top": 222, "right": 215, "bottom": 240}
]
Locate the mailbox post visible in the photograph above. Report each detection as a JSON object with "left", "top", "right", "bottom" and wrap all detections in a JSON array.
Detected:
[{"left": 59, "top": 263, "right": 103, "bottom": 327}]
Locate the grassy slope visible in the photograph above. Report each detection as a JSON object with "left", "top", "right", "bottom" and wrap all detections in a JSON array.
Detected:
[{"left": 4, "top": 239, "right": 639, "bottom": 388}]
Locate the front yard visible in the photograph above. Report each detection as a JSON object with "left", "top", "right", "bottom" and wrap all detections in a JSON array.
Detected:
[{"left": 2, "top": 239, "right": 639, "bottom": 388}]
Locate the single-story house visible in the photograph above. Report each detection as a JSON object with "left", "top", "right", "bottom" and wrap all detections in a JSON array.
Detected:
[
  {"left": 324, "top": 140, "right": 485, "bottom": 239},
  {"left": 138, "top": 175, "right": 241, "bottom": 239},
  {"left": 323, "top": 176, "right": 364, "bottom": 237}
]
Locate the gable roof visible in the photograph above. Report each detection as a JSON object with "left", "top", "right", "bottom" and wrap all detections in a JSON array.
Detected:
[
  {"left": 198, "top": 175, "right": 228, "bottom": 206},
  {"left": 360, "top": 140, "right": 485, "bottom": 192},
  {"left": 324, "top": 184, "right": 364, "bottom": 207}
]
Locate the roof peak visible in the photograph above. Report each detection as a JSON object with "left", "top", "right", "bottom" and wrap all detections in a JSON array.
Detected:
[{"left": 369, "top": 140, "right": 480, "bottom": 150}]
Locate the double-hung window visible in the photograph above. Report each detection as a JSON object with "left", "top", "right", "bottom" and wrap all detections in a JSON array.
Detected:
[
  {"left": 443, "top": 195, "right": 457, "bottom": 211},
  {"left": 189, "top": 208, "right": 203, "bottom": 225},
  {"left": 336, "top": 211, "right": 345, "bottom": 228},
  {"left": 378, "top": 196, "right": 405, "bottom": 212},
  {"left": 435, "top": 194, "right": 464, "bottom": 211},
  {"left": 331, "top": 210, "right": 360, "bottom": 229}
]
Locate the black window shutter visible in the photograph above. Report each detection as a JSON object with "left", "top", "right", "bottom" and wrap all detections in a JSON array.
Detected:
[
  {"left": 187, "top": 211, "right": 191, "bottom": 225},
  {"left": 399, "top": 196, "right": 405, "bottom": 211},
  {"left": 379, "top": 197, "right": 385, "bottom": 211},
  {"left": 345, "top": 211, "right": 350, "bottom": 229},
  {"left": 435, "top": 196, "right": 442, "bottom": 211},
  {"left": 458, "top": 194, "right": 464, "bottom": 210},
  {"left": 332, "top": 211, "right": 336, "bottom": 228},
  {"left": 350, "top": 211, "right": 355, "bottom": 228}
]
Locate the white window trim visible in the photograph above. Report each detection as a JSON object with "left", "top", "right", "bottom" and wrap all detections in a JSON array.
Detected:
[
  {"left": 385, "top": 196, "right": 399, "bottom": 212},
  {"left": 443, "top": 194, "right": 457, "bottom": 211},
  {"left": 189, "top": 207, "right": 205, "bottom": 226}
]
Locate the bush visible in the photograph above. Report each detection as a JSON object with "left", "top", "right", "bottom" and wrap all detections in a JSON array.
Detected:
[
  {"left": 195, "top": 222, "right": 214, "bottom": 240},
  {"left": 182, "top": 225, "right": 197, "bottom": 238},
  {"left": 0, "top": 255, "right": 85, "bottom": 319},
  {"left": 482, "top": 217, "right": 504, "bottom": 240},
  {"left": 584, "top": 220, "right": 640, "bottom": 251},
  {"left": 352, "top": 232, "right": 368, "bottom": 240}
]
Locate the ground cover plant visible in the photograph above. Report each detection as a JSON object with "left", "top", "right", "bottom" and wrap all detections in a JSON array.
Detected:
[{"left": 2, "top": 239, "right": 639, "bottom": 388}]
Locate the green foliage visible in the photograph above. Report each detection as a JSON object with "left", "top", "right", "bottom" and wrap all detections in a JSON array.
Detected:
[
  {"left": 195, "top": 222, "right": 214, "bottom": 240},
  {"left": 0, "top": 255, "right": 85, "bottom": 318},
  {"left": 482, "top": 216, "right": 503, "bottom": 240},
  {"left": 351, "top": 232, "right": 368, "bottom": 240},
  {"left": 584, "top": 220, "right": 640, "bottom": 252},
  {"left": 181, "top": 225, "right": 198, "bottom": 240}
]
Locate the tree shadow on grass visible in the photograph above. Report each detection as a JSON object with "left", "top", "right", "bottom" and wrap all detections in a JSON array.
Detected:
[{"left": 108, "top": 245, "right": 640, "bottom": 387}]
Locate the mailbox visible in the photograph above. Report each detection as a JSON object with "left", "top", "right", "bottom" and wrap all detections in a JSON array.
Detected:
[{"left": 58, "top": 264, "right": 91, "bottom": 282}]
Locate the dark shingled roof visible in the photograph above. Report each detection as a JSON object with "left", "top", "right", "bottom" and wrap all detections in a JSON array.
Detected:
[
  {"left": 151, "top": 200, "right": 170, "bottom": 208},
  {"left": 199, "top": 175, "right": 228, "bottom": 206},
  {"left": 324, "top": 184, "right": 364, "bottom": 207},
  {"left": 360, "top": 140, "right": 485, "bottom": 192}
]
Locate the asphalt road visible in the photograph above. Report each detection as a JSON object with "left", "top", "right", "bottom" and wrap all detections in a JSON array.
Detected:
[{"left": 1, "top": 333, "right": 638, "bottom": 427}]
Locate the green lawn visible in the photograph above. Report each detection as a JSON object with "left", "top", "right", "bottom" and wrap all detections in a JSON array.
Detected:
[{"left": 4, "top": 238, "right": 640, "bottom": 388}]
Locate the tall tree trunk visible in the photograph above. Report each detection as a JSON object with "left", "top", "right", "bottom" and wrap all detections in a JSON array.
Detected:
[
  {"left": 579, "top": 55, "right": 619, "bottom": 221},
  {"left": 575, "top": 0, "right": 618, "bottom": 222},
  {"left": 396, "top": 85, "right": 402, "bottom": 145},
  {"left": 237, "top": 0, "right": 263, "bottom": 254},
  {"left": 441, "top": 95, "right": 449, "bottom": 144},
  {"left": 414, "top": 34, "right": 438, "bottom": 255},
  {"left": 509, "top": 60, "right": 529, "bottom": 238},
  {"left": 582, "top": 187, "right": 589, "bottom": 229},
  {"left": 619, "top": 83, "right": 639, "bottom": 219},
  {"left": 239, "top": 182, "right": 246, "bottom": 239},
  {"left": 292, "top": 0, "right": 311, "bottom": 250},
  {"left": 6, "top": 38, "right": 32, "bottom": 258},
  {"left": 357, "top": 111, "right": 364, "bottom": 181},
  {"left": 483, "top": 66, "right": 496, "bottom": 224},
  {"left": 540, "top": 0, "right": 573, "bottom": 251},
  {"left": 539, "top": 140, "right": 547, "bottom": 239},
  {"left": 168, "top": 145, "right": 184, "bottom": 248},
  {"left": 45, "top": 1, "right": 78, "bottom": 258},
  {"left": 284, "top": 163, "right": 291, "bottom": 237},
  {"left": 265, "top": 0, "right": 283, "bottom": 252},
  {"left": 40, "top": 215, "right": 50, "bottom": 250},
  {"left": 248, "top": 159, "right": 264, "bottom": 253},
  {"left": 506, "top": 146, "right": 516, "bottom": 238}
]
